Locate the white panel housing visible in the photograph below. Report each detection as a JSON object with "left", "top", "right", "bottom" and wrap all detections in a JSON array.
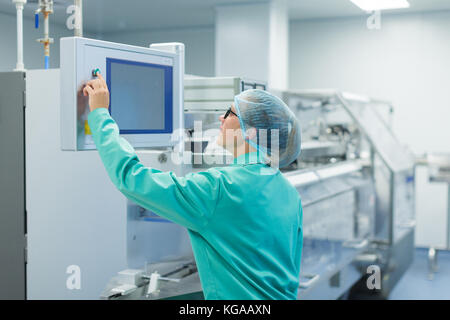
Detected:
[{"left": 60, "top": 37, "right": 184, "bottom": 151}]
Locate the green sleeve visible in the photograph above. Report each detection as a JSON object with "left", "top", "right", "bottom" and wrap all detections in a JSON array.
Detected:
[{"left": 88, "top": 108, "right": 220, "bottom": 233}]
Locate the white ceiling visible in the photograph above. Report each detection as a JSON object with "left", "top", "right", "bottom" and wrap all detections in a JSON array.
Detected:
[
  {"left": 290, "top": 0, "right": 450, "bottom": 20},
  {"left": 1, "top": 0, "right": 450, "bottom": 34}
]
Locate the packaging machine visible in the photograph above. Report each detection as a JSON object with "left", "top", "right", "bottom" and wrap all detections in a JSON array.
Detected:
[
  {"left": 277, "top": 90, "right": 415, "bottom": 299},
  {"left": 102, "top": 86, "right": 415, "bottom": 300},
  {"left": 0, "top": 37, "right": 415, "bottom": 299}
]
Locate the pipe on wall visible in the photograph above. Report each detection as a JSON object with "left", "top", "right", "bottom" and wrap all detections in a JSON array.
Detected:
[{"left": 12, "top": 0, "right": 27, "bottom": 71}]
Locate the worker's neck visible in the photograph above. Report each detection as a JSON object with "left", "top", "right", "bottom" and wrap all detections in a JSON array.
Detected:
[{"left": 233, "top": 143, "right": 258, "bottom": 159}]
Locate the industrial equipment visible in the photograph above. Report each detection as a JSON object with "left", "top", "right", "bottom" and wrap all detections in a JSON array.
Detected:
[
  {"left": 0, "top": 35, "right": 415, "bottom": 299},
  {"left": 0, "top": 38, "right": 190, "bottom": 299},
  {"left": 60, "top": 37, "right": 184, "bottom": 151},
  {"left": 277, "top": 90, "right": 415, "bottom": 299},
  {"left": 101, "top": 86, "right": 415, "bottom": 299}
]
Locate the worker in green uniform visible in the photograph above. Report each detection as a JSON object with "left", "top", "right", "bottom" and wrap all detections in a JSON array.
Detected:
[{"left": 83, "top": 73, "right": 303, "bottom": 300}]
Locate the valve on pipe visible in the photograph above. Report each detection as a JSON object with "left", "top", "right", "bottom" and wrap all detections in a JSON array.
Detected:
[{"left": 35, "top": 0, "right": 54, "bottom": 69}]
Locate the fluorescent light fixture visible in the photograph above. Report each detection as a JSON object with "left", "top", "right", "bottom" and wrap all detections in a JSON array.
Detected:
[{"left": 350, "top": 0, "right": 410, "bottom": 11}]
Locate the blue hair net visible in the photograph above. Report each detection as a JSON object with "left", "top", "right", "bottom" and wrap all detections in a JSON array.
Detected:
[{"left": 234, "top": 89, "right": 301, "bottom": 168}]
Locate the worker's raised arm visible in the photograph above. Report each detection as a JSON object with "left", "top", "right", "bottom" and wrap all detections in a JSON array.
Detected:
[
  {"left": 83, "top": 74, "right": 220, "bottom": 232},
  {"left": 87, "top": 108, "right": 221, "bottom": 232}
]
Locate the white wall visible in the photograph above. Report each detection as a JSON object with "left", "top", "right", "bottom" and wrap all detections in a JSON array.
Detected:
[
  {"left": 215, "top": 3, "right": 270, "bottom": 81},
  {"left": 0, "top": 12, "right": 95, "bottom": 72},
  {"left": 289, "top": 11, "right": 450, "bottom": 155},
  {"left": 215, "top": 1, "right": 289, "bottom": 89},
  {"left": 100, "top": 26, "right": 215, "bottom": 77},
  {"left": 289, "top": 11, "right": 450, "bottom": 248}
]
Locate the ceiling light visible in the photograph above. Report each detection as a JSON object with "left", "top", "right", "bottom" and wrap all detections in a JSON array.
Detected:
[{"left": 350, "top": 0, "right": 410, "bottom": 11}]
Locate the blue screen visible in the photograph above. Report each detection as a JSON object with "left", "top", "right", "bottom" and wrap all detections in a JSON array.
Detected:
[{"left": 107, "top": 58, "right": 173, "bottom": 134}]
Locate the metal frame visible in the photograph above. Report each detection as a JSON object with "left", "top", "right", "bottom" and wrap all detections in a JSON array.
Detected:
[
  {"left": 280, "top": 89, "right": 415, "bottom": 298},
  {"left": 0, "top": 72, "right": 27, "bottom": 299}
]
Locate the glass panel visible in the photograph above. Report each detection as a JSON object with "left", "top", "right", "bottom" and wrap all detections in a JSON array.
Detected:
[{"left": 343, "top": 99, "right": 414, "bottom": 173}]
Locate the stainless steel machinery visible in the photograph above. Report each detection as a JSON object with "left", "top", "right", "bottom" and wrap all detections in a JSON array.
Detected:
[
  {"left": 101, "top": 85, "right": 416, "bottom": 300},
  {"left": 277, "top": 89, "right": 415, "bottom": 299},
  {"left": 98, "top": 79, "right": 416, "bottom": 300},
  {"left": 0, "top": 43, "right": 415, "bottom": 299}
]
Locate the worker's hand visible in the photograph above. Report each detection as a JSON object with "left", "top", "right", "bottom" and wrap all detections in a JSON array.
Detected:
[{"left": 83, "top": 73, "right": 110, "bottom": 112}]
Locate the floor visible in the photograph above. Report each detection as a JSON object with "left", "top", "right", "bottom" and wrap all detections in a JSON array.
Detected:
[{"left": 389, "top": 248, "right": 450, "bottom": 300}]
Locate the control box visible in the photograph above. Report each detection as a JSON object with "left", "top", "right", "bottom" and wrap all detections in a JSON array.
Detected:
[{"left": 60, "top": 37, "right": 184, "bottom": 151}]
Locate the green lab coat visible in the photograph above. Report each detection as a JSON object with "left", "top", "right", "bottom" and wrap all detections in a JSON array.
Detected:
[{"left": 88, "top": 108, "right": 303, "bottom": 300}]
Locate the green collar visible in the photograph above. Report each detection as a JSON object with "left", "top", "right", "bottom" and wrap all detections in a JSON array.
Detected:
[{"left": 233, "top": 152, "right": 266, "bottom": 165}]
